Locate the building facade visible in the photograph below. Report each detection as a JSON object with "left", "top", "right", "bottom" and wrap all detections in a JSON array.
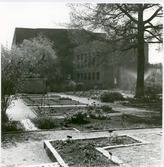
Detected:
[
  {"left": 73, "top": 39, "right": 149, "bottom": 89},
  {"left": 12, "top": 27, "right": 149, "bottom": 90}
]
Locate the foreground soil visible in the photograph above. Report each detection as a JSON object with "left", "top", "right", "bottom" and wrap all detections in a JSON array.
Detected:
[
  {"left": 51, "top": 135, "right": 140, "bottom": 167},
  {"left": 1, "top": 129, "right": 162, "bottom": 167}
]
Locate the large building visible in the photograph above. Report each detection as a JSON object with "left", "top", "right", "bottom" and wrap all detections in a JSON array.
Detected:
[
  {"left": 12, "top": 28, "right": 76, "bottom": 81},
  {"left": 73, "top": 36, "right": 149, "bottom": 89},
  {"left": 12, "top": 27, "right": 149, "bottom": 91}
]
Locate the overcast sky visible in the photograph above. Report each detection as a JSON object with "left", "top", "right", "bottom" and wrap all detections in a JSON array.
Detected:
[{"left": 0, "top": 2, "right": 163, "bottom": 64}]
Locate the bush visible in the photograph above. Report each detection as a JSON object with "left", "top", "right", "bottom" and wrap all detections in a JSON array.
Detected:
[
  {"left": 145, "top": 83, "right": 162, "bottom": 98},
  {"left": 100, "top": 92, "right": 109, "bottom": 102},
  {"left": 87, "top": 106, "right": 94, "bottom": 111},
  {"left": 100, "top": 105, "right": 112, "bottom": 112},
  {"left": 67, "top": 80, "right": 76, "bottom": 91},
  {"left": 88, "top": 109, "right": 108, "bottom": 120},
  {"left": 30, "top": 116, "right": 62, "bottom": 129},
  {"left": 76, "top": 83, "right": 84, "bottom": 91},
  {"left": 144, "top": 69, "right": 162, "bottom": 98},
  {"left": 64, "top": 109, "right": 88, "bottom": 124},
  {"left": 100, "top": 92, "right": 124, "bottom": 102},
  {"left": 2, "top": 121, "right": 24, "bottom": 132}
]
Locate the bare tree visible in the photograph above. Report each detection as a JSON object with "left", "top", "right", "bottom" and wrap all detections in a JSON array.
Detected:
[{"left": 68, "top": 3, "right": 163, "bottom": 97}]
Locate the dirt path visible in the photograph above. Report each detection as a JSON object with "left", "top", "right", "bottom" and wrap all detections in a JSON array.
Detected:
[
  {"left": 6, "top": 99, "right": 36, "bottom": 120},
  {"left": 50, "top": 93, "right": 156, "bottom": 117},
  {"left": 1, "top": 128, "right": 162, "bottom": 167}
]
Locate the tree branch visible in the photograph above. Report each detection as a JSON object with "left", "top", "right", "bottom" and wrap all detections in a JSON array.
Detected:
[
  {"left": 145, "top": 29, "right": 162, "bottom": 42},
  {"left": 116, "top": 4, "right": 138, "bottom": 24},
  {"left": 144, "top": 6, "right": 163, "bottom": 24}
]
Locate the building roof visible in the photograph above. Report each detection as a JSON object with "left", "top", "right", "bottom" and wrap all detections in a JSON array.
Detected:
[{"left": 12, "top": 27, "right": 75, "bottom": 46}]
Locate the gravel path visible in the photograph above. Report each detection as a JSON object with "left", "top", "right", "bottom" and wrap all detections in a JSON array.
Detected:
[
  {"left": 1, "top": 128, "right": 162, "bottom": 167},
  {"left": 3, "top": 94, "right": 162, "bottom": 167},
  {"left": 6, "top": 99, "right": 36, "bottom": 120},
  {"left": 52, "top": 93, "right": 157, "bottom": 117},
  {"left": 20, "top": 119, "right": 38, "bottom": 131}
]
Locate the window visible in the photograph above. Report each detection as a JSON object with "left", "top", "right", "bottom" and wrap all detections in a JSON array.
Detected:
[
  {"left": 79, "top": 55, "right": 81, "bottom": 68},
  {"left": 81, "top": 54, "right": 83, "bottom": 61},
  {"left": 81, "top": 54, "right": 83, "bottom": 67},
  {"left": 88, "top": 53, "right": 91, "bottom": 67},
  {"left": 96, "top": 51, "right": 100, "bottom": 63},
  {"left": 88, "top": 73, "right": 91, "bottom": 80},
  {"left": 92, "top": 72, "right": 95, "bottom": 80},
  {"left": 77, "top": 63, "right": 79, "bottom": 68},
  {"left": 96, "top": 72, "right": 100, "bottom": 80},
  {"left": 81, "top": 73, "right": 83, "bottom": 80},
  {"left": 84, "top": 73, "right": 87, "bottom": 80},
  {"left": 67, "top": 74, "right": 71, "bottom": 80},
  {"left": 84, "top": 54, "right": 87, "bottom": 67},
  {"left": 77, "top": 73, "right": 80, "bottom": 80},
  {"left": 92, "top": 57, "right": 95, "bottom": 66}
]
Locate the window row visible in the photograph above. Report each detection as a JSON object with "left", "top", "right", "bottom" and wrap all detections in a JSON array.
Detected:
[
  {"left": 77, "top": 57, "right": 96, "bottom": 68},
  {"left": 76, "top": 52, "right": 102, "bottom": 68},
  {"left": 77, "top": 52, "right": 101, "bottom": 60},
  {"left": 77, "top": 72, "right": 100, "bottom": 80}
]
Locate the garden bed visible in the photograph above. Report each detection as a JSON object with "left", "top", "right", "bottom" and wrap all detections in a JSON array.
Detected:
[
  {"left": 67, "top": 115, "right": 161, "bottom": 131},
  {"left": 32, "top": 106, "right": 118, "bottom": 117},
  {"left": 124, "top": 97, "right": 162, "bottom": 112},
  {"left": 63, "top": 90, "right": 101, "bottom": 99},
  {"left": 22, "top": 98, "right": 85, "bottom": 106},
  {"left": 48, "top": 135, "right": 141, "bottom": 167},
  {"left": 32, "top": 106, "right": 86, "bottom": 116},
  {"left": 29, "top": 104, "right": 162, "bottom": 131},
  {"left": 30, "top": 114, "right": 161, "bottom": 131}
]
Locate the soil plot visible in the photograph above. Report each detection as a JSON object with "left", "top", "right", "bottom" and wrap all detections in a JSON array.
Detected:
[
  {"left": 51, "top": 135, "right": 140, "bottom": 167},
  {"left": 22, "top": 97, "right": 84, "bottom": 106}
]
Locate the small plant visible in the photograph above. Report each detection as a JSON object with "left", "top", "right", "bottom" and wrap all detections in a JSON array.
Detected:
[
  {"left": 90, "top": 95, "right": 98, "bottom": 99},
  {"left": 87, "top": 105, "right": 94, "bottom": 111}
]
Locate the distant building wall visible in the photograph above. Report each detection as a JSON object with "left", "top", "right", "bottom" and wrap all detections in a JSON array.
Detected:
[
  {"left": 18, "top": 78, "right": 46, "bottom": 94},
  {"left": 12, "top": 28, "right": 74, "bottom": 81},
  {"left": 73, "top": 40, "right": 146, "bottom": 90},
  {"left": 13, "top": 28, "right": 149, "bottom": 91}
]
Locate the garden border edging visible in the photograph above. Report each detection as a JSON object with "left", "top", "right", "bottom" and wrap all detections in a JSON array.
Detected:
[
  {"left": 44, "top": 140, "right": 68, "bottom": 167},
  {"left": 43, "top": 134, "right": 149, "bottom": 167}
]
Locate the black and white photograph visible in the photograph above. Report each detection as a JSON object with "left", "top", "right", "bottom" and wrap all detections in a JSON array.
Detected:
[{"left": 1, "top": 1, "right": 163, "bottom": 167}]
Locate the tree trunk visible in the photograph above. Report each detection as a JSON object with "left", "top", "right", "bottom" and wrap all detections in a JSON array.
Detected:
[{"left": 135, "top": 4, "right": 145, "bottom": 98}]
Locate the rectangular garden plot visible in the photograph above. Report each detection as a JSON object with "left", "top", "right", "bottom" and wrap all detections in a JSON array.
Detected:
[
  {"left": 22, "top": 98, "right": 85, "bottom": 106},
  {"left": 32, "top": 106, "right": 86, "bottom": 117},
  {"left": 44, "top": 135, "right": 144, "bottom": 167}
]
